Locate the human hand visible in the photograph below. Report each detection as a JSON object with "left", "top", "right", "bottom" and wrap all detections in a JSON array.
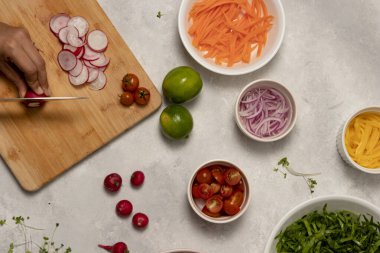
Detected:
[{"left": 0, "top": 22, "right": 50, "bottom": 97}]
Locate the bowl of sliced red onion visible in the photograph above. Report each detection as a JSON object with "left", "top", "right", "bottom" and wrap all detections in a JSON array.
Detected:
[{"left": 235, "top": 79, "right": 297, "bottom": 142}]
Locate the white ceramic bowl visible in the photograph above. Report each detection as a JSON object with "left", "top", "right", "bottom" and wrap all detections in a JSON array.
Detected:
[
  {"left": 337, "top": 106, "right": 380, "bottom": 174},
  {"left": 235, "top": 79, "right": 297, "bottom": 142},
  {"left": 178, "top": 0, "right": 285, "bottom": 75},
  {"left": 161, "top": 250, "right": 202, "bottom": 253},
  {"left": 187, "top": 160, "right": 251, "bottom": 224},
  {"left": 264, "top": 195, "right": 380, "bottom": 253}
]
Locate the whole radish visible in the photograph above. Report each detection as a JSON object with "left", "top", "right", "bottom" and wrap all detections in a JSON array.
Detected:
[
  {"left": 116, "top": 200, "right": 133, "bottom": 217},
  {"left": 132, "top": 213, "right": 149, "bottom": 228},
  {"left": 104, "top": 173, "right": 122, "bottom": 192},
  {"left": 98, "top": 242, "right": 129, "bottom": 253},
  {"left": 23, "top": 89, "right": 48, "bottom": 108},
  {"left": 130, "top": 171, "right": 145, "bottom": 187}
]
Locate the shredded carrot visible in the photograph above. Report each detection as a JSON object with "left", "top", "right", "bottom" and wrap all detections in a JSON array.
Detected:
[{"left": 188, "top": 0, "right": 273, "bottom": 67}]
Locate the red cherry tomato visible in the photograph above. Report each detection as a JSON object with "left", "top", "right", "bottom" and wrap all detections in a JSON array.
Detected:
[
  {"left": 205, "top": 195, "right": 223, "bottom": 213},
  {"left": 198, "top": 183, "right": 213, "bottom": 200},
  {"left": 196, "top": 168, "right": 212, "bottom": 184},
  {"left": 134, "top": 87, "right": 150, "bottom": 105},
  {"left": 116, "top": 200, "right": 133, "bottom": 217},
  {"left": 104, "top": 173, "right": 122, "bottom": 192},
  {"left": 131, "top": 171, "right": 145, "bottom": 186},
  {"left": 192, "top": 183, "right": 202, "bottom": 199},
  {"left": 220, "top": 184, "right": 233, "bottom": 198},
  {"left": 120, "top": 91, "right": 134, "bottom": 106},
  {"left": 211, "top": 166, "right": 225, "bottom": 184},
  {"left": 122, "top": 73, "right": 139, "bottom": 92},
  {"left": 210, "top": 183, "right": 221, "bottom": 194},
  {"left": 235, "top": 179, "right": 245, "bottom": 192},
  {"left": 202, "top": 206, "right": 221, "bottom": 218},
  {"left": 223, "top": 200, "right": 240, "bottom": 215},
  {"left": 224, "top": 168, "right": 242, "bottom": 186},
  {"left": 132, "top": 213, "right": 149, "bottom": 228},
  {"left": 229, "top": 191, "right": 244, "bottom": 207}
]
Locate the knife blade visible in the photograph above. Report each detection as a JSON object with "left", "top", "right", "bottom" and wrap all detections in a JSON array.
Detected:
[{"left": 0, "top": 97, "right": 89, "bottom": 102}]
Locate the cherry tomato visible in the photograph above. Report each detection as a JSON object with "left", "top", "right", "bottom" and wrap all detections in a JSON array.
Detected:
[
  {"left": 229, "top": 191, "right": 244, "bottom": 207},
  {"left": 198, "top": 183, "right": 213, "bottom": 200},
  {"left": 192, "top": 183, "right": 202, "bottom": 199},
  {"left": 210, "top": 183, "right": 221, "bottom": 194},
  {"left": 134, "top": 87, "right": 150, "bottom": 105},
  {"left": 235, "top": 179, "right": 245, "bottom": 192},
  {"left": 205, "top": 195, "right": 223, "bottom": 213},
  {"left": 120, "top": 91, "right": 134, "bottom": 106},
  {"left": 211, "top": 166, "right": 225, "bottom": 184},
  {"left": 224, "top": 168, "right": 242, "bottom": 186},
  {"left": 223, "top": 200, "right": 240, "bottom": 216},
  {"left": 196, "top": 168, "right": 212, "bottom": 184},
  {"left": 202, "top": 206, "right": 221, "bottom": 218},
  {"left": 220, "top": 184, "right": 233, "bottom": 198},
  {"left": 122, "top": 73, "right": 139, "bottom": 92}
]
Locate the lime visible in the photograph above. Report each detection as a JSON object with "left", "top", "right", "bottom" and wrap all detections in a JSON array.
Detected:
[
  {"left": 160, "top": 105, "right": 193, "bottom": 139},
  {"left": 162, "top": 66, "right": 203, "bottom": 104}
]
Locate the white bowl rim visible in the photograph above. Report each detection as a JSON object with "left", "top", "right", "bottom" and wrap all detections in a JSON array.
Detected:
[
  {"left": 187, "top": 159, "right": 251, "bottom": 224},
  {"left": 161, "top": 250, "right": 202, "bottom": 253},
  {"left": 177, "top": 0, "right": 286, "bottom": 76},
  {"left": 264, "top": 195, "right": 380, "bottom": 253},
  {"left": 235, "top": 79, "right": 297, "bottom": 142},
  {"left": 340, "top": 106, "right": 380, "bottom": 174}
]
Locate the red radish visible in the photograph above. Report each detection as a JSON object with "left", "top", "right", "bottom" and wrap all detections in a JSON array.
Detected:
[
  {"left": 67, "top": 26, "right": 85, "bottom": 47},
  {"left": 58, "top": 26, "right": 73, "bottom": 44},
  {"left": 82, "top": 45, "right": 101, "bottom": 61},
  {"left": 22, "top": 89, "right": 48, "bottom": 108},
  {"left": 49, "top": 14, "right": 70, "bottom": 35},
  {"left": 83, "top": 60, "right": 94, "bottom": 68},
  {"left": 76, "top": 47, "right": 85, "bottom": 59},
  {"left": 132, "top": 213, "right": 149, "bottom": 228},
  {"left": 130, "top": 171, "right": 145, "bottom": 187},
  {"left": 98, "top": 242, "right": 129, "bottom": 253},
  {"left": 69, "top": 66, "right": 88, "bottom": 86},
  {"left": 103, "top": 173, "right": 122, "bottom": 192},
  {"left": 89, "top": 71, "right": 107, "bottom": 90},
  {"left": 116, "top": 200, "right": 133, "bottom": 217},
  {"left": 69, "top": 59, "right": 83, "bottom": 77},
  {"left": 57, "top": 50, "right": 77, "bottom": 71},
  {"left": 87, "top": 67, "right": 99, "bottom": 82},
  {"left": 63, "top": 44, "right": 82, "bottom": 56},
  {"left": 90, "top": 54, "right": 110, "bottom": 68},
  {"left": 87, "top": 30, "right": 108, "bottom": 52},
  {"left": 67, "top": 16, "right": 89, "bottom": 37}
]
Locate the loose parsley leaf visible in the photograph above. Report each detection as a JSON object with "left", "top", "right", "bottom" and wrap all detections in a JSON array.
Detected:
[
  {"left": 0, "top": 219, "right": 6, "bottom": 226},
  {"left": 156, "top": 11, "right": 163, "bottom": 18}
]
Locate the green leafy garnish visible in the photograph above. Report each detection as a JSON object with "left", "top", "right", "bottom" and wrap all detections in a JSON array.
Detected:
[
  {"left": 156, "top": 11, "right": 163, "bottom": 18},
  {"left": 0, "top": 219, "right": 6, "bottom": 226},
  {"left": 276, "top": 205, "right": 380, "bottom": 252}
]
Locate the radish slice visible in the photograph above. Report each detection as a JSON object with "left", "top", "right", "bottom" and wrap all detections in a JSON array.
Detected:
[
  {"left": 83, "top": 60, "right": 93, "bottom": 68},
  {"left": 89, "top": 71, "right": 107, "bottom": 90},
  {"left": 58, "top": 50, "right": 77, "bottom": 71},
  {"left": 87, "top": 67, "right": 99, "bottom": 82},
  {"left": 87, "top": 30, "right": 108, "bottom": 52},
  {"left": 98, "top": 66, "right": 107, "bottom": 72},
  {"left": 63, "top": 45, "right": 82, "bottom": 56},
  {"left": 69, "top": 66, "right": 89, "bottom": 86},
  {"left": 67, "top": 16, "right": 89, "bottom": 37},
  {"left": 50, "top": 14, "right": 70, "bottom": 35},
  {"left": 90, "top": 54, "right": 110, "bottom": 68},
  {"left": 67, "top": 27, "right": 85, "bottom": 47},
  {"left": 76, "top": 47, "right": 85, "bottom": 59},
  {"left": 69, "top": 60, "right": 83, "bottom": 77},
  {"left": 82, "top": 45, "right": 101, "bottom": 61},
  {"left": 58, "top": 26, "right": 76, "bottom": 44}
]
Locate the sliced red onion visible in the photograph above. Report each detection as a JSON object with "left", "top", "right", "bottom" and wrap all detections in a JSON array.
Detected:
[{"left": 239, "top": 87, "right": 292, "bottom": 138}]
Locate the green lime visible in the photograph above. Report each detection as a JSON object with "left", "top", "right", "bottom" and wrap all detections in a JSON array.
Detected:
[
  {"left": 162, "top": 66, "right": 203, "bottom": 104},
  {"left": 160, "top": 105, "right": 193, "bottom": 139}
]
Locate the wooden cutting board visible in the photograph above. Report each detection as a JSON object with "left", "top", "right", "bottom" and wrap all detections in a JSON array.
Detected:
[{"left": 0, "top": 0, "right": 162, "bottom": 191}]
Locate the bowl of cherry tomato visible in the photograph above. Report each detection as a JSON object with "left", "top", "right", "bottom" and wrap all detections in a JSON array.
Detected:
[{"left": 187, "top": 160, "right": 251, "bottom": 224}]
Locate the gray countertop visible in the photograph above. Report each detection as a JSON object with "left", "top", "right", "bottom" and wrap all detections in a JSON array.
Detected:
[{"left": 1, "top": 0, "right": 380, "bottom": 252}]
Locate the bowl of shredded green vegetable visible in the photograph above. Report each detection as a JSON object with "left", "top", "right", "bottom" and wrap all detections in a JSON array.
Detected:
[{"left": 264, "top": 195, "right": 380, "bottom": 253}]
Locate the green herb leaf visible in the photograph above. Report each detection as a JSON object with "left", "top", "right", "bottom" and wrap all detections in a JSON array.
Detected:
[
  {"left": 0, "top": 219, "right": 6, "bottom": 226},
  {"left": 156, "top": 11, "right": 163, "bottom": 18}
]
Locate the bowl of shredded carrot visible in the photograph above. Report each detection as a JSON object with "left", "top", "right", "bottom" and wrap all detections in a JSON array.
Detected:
[
  {"left": 178, "top": 0, "right": 285, "bottom": 75},
  {"left": 337, "top": 106, "right": 380, "bottom": 174}
]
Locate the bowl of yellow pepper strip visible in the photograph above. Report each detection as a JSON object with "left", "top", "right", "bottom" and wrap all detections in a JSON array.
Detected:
[{"left": 337, "top": 106, "right": 380, "bottom": 174}]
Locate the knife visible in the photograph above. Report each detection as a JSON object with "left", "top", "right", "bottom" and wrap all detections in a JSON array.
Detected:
[{"left": 0, "top": 97, "right": 89, "bottom": 102}]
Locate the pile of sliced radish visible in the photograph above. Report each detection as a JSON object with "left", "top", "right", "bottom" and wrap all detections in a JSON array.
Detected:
[{"left": 50, "top": 13, "right": 109, "bottom": 90}]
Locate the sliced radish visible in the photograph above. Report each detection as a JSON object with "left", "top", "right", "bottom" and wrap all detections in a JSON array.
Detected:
[
  {"left": 82, "top": 45, "right": 101, "bottom": 61},
  {"left": 58, "top": 26, "right": 76, "bottom": 44},
  {"left": 63, "top": 45, "right": 83, "bottom": 56},
  {"left": 67, "top": 16, "right": 89, "bottom": 37},
  {"left": 90, "top": 54, "right": 110, "bottom": 68},
  {"left": 69, "top": 60, "right": 83, "bottom": 77},
  {"left": 89, "top": 71, "right": 107, "bottom": 90},
  {"left": 87, "top": 67, "right": 99, "bottom": 82},
  {"left": 58, "top": 50, "right": 77, "bottom": 71},
  {"left": 87, "top": 30, "right": 108, "bottom": 52},
  {"left": 76, "top": 47, "right": 85, "bottom": 59},
  {"left": 50, "top": 14, "right": 70, "bottom": 35},
  {"left": 83, "top": 60, "right": 93, "bottom": 68},
  {"left": 67, "top": 27, "right": 85, "bottom": 47},
  {"left": 98, "top": 66, "right": 107, "bottom": 72},
  {"left": 69, "top": 66, "right": 89, "bottom": 86}
]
